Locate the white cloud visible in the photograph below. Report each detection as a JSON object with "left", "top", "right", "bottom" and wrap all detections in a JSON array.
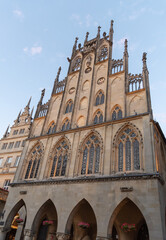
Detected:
[
  {"left": 23, "top": 45, "right": 42, "bottom": 56},
  {"left": 71, "top": 14, "right": 82, "bottom": 26},
  {"left": 85, "top": 14, "right": 92, "bottom": 27},
  {"left": 31, "top": 46, "right": 42, "bottom": 55},
  {"left": 13, "top": 9, "right": 24, "bottom": 19}
]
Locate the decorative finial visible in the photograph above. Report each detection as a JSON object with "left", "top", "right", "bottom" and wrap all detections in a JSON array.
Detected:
[
  {"left": 3, "top": 125, "right": 10, "bottom": 138},
  {"left": 17, "top": 110, "right": 21, "bottom": 123},
  {"left": 55, "top": 66, "right": 61, "bottom": 82},
  {"left": 124, "top": 39, "right": 128, "bottom": 56},
  {"left": 72, "top": 37, "right": 79, "bottom": 56},
  {"left": 142, "top": 52, "right": 147, "bottom": 70},
  {"left": 78, "top": 43, "right": 81, "bottom": 51},
  {"left": 39, "top": 88, "right": 45, "bottom": 105},
  {"left": 109, "top": 20, "right": 114, "bottom": 41},
  {"left": 103, "top": 32, "right": 107, "bottom": 39},
  {"left": 84, "top": 32, "right": 89, "bottom": 45},
  {"left": 97, "top": 26, "right": 101, "bottom": 38},
  {"left": 26, "top": 97, "right": 32, "bottom": 108},
  {"left": 30, "top": 106, "right": 34, "bottom": 118}
]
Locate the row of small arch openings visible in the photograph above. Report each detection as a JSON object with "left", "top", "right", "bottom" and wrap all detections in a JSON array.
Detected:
[{"left": 4, "top": 197, "right": 150, "bottom": 240}]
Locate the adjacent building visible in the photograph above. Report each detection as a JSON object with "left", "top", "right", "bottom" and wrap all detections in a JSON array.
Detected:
[
  {"left": 0, "top": 100, "right": 32, "bottom": 212},
  {"left": 0, "top": 21, "right": 166, "bottom": 240}
]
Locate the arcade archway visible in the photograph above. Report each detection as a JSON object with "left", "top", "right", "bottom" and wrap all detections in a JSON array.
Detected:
[
  {"left": 66, "top": 199, "right": 97, "bottom": 240},
  {"left": 108, "top": 198, "right": 149, "bottom": 240}
]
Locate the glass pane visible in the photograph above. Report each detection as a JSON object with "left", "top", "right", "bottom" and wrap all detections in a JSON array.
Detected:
[
  {"left": 81, "top": 147, "right": 88, "bottom": 174},
  {"left": 118, "top": 142, "right": 123, "bottom": 171},
  {"left": 112, "top": 111, "right": 116, "bottom": 120},
  {"left": 118, "top": 110, "right": 122, "bottom": 119},
  {"left": 62, "top": 123, "right": 65, "bottom": 131},
  {"left": 95, "top": 146, "right": 100, "bottom": 173},
  {"left": 66, "top": 122, "right": 70, "bottom": 130},
  {"left": 101, "top": 94, "right": 104, "bottom": 104},
  {"left": 25, "top": 160, "right": 32, "bottom": 179},
  {"left": 55, "top": 155, "right": 62, "bottom": 176},
  {"left": 88, "top": 144, "right": 94, "bottom": 174},
  {"left": 69, "top": 103, "right": 73, "bottom": 112},
  {"left": 133, "top": 139, "right": 140, "bottom": 170},
  {"left": 50, "top": 155, "right": 57, "bottom": 177},
  {"left": 96, "top": 96, "right": 100, "bottom": 106},
  {"left": 34, "top": 159, "right": 40, "bottom": 178},
  {"left": 94, "top": 115, "right": 98, "bottom": 124},
  {"left": 99, "top": 114, "right": 103, "bottom": 123},
  {"left": 65, "top": 104, "right": 69, "bottom": 113},
  {"left": 30, "top": 159, "right": 37, "bottom": 178},
  {"left": 125, "top": 138, "right": 131, "bottom": 171},
  {"left": 61, "top": 154, "right": 68, "bottom": 176},
  {"left": 52, "top": 125, "right": 56, "bottom": 133}
]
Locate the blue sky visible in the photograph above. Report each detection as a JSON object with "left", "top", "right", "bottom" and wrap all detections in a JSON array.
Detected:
[{"left": 0, "top": 0, "right": 166, "bottom": 137}]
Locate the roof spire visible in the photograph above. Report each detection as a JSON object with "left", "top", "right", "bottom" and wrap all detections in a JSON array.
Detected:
[
  {"left": 84, "top": 32, "right": 89, "bottom": 45},
  {"left": 3, "top": 125, "right": 10, "bottom": 138}
]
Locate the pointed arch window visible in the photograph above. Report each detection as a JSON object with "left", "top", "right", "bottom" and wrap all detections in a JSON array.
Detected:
[
  {"left": 95, "top": 91, "right": 105, "bottom": 106},
  {"left": 25, "top": 143, "right": 43, "bottom": 179},
  {"left": 112, "top": 106, "right": 122, "bottom": 120},
  {"left": 72, "top": 57, "right": 81, "bottom": 72},
  {"left": 49, "top": 139, "right": 69, "bottom": 177},
  {"left": 62, "top": 119, "right": 70, "bottom": 131},
  {"left": 117, "top": 128, "right": 140, "bottom": 172},
  {"left": 65, "top": 100, "right": 73, "bottom": 114},
  {"left": 94, "top": 111, "right": 103, "bottom": 124},
  {"left": 47, "top": 122, "right": 56, "bottom": 134},
  {"left": 98, "top": 46, "right": 108, "bottom": 62},
  {"left": 80, "top": 134, "right": 101, "bottom": 175}
]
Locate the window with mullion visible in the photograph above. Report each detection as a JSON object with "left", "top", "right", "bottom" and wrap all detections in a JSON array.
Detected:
[{"left": 81, "top": 135, "right": 101, "bottom": 175}]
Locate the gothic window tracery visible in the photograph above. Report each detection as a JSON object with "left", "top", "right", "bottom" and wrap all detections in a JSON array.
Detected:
[
  {"left": 72, "top": 57, "right": 81, "bottom": 72},
  {"left": 25, "top": 143, "right": 43, "bottom": 179},
  {"left": 49, "top": 139, "right": 69, "bottom": 177},
  {"left": 80, "top": 134, "right": 101, "bottom": 175},
  {"left": 94, "top": 111, "right": 103, "bottom": 124},
  {"left": 95, "top": 91, "right": 105, "bottom": 106},
  {"left": 62, "top": 119, "right": 70, "bottom": 131},
  {"left": 112, "top": 106, "right": 122, "bottom": 120},
  {"left": 98, "top": 46, "right": 108, "bottom": 62},
  {"left": 116, "top": 127, "right": 140, "bottom": 172},
  {"left": 47, "top": 122, "right": 56, "bottom": 134},
  {"left": 65, "top": 100, "right": 73, "bottom": 114}
]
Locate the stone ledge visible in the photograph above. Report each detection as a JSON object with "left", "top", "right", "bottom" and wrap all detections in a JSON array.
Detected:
[{"left": 10, "top": 173, "right": 164, "bottom": 187}]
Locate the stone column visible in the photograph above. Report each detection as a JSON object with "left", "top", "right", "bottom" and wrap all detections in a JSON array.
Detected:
[
  {"left": 24, "top": 229, "right": 33, "bottom": 240},
  {"left": 0, "top": 230, "right": 7, "bottom": 240},
  {"left": 15, "top": 222, "right": 24, "bottom": 240}
]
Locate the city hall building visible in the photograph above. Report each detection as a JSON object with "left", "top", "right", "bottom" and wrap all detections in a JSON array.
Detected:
[{"left": 0, "top": 21, "right": 166, "bottom": 240}]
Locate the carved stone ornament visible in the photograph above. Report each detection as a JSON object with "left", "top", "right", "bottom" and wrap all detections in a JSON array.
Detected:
[
  {"left": 24, "top": 229, "right": 32, "bottom": 237},
  {"left": 85, "top": 67, "right": 92, "bottom": 73},
  {"left": 97, "top": 77, "right": 105, "bottom": 85},
  {"left": 69, "top": 87, "right": 75, "bottom": 94},
  {"left": 56, "top": 233, "right": 70, "bottom": 240}
]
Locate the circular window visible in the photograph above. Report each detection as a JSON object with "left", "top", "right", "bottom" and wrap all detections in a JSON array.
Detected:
[
  {"left": 69, "top": 87, "right": 75, "bottom": 94},
  {"left": 97, "top": 77, "right": 105, "bottom": 85}
]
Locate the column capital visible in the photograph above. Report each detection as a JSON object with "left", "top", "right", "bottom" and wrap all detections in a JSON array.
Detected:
[{"left": 56, "top": 232, "right": 71, "bottom": 240}]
